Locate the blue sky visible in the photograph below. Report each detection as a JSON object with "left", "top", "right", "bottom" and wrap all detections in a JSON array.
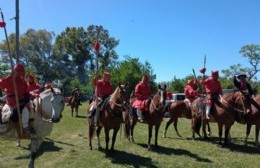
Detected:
[{"left": 1, "top": 0, "right": 260, "bottom": 82}]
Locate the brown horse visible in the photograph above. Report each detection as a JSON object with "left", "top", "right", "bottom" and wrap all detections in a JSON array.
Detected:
[
  {"left": 70, "top": 91, "right": 79, "bottom": 117},
  {"left": 236, "top": 93, "right": 260, "bottom": 147},
  {"left": 124, "top": 84, "right": 167, "bottom": 150},
  {"left": 193, "top": 91, "right": 249, "bottom": 146},
  {"left": 163, "top": 99, "right": 212, "bottom": 138},
  {"left": 88, "top": 84, "right": 128, "bottom": 151}
]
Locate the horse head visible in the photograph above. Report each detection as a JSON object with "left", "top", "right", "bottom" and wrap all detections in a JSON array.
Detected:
[
  {"left": 151, "top": 84, "right": 167, "bottom": 111},
  {"left": 38, "top": 87, "right": 64, "bottom": 123},
  {"left": 233, "top": 90, "right": 252, "bottom": 114}
]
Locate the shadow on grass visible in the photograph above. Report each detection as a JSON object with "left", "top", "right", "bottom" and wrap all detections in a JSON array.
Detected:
[
  {"left": 198, "top": 136, "right": 260, "bottom": 154},
  {"left": 104, "top": 149, "right": 157, "bottom": 168},
  {"left": 136, "top": 143, "right": 211, "bottom": 163},
  {"left": 14, "top": 138, "right": 67, "bottom": 160}
]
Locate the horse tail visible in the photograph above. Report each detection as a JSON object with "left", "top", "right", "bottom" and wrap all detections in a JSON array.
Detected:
[{"left": 195, "top": 117, "right": 202, "bottom": 134}]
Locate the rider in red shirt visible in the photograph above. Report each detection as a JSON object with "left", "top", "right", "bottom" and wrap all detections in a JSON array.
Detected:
[
  {"left": 27, "top": 74, "right": 41, "bottom": 96},
  {"left": 88, "top": 71, "right": 114, "bottom": 119},
  {"left": 184, "top": 79, "right": 199, "bottom": 106},
  {"left": 200, "top": 70, "right": 222, "bottom": 120},
  {"left": 132, "top": 74, "right": 152, "bottom": 122},
  {"left": 0, "top": 64, "right": 34, "bottom": 135}
]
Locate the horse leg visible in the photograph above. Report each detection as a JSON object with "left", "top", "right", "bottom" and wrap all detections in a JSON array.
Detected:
[
  {"left": 104, "top": 128, "right": 110, "bottom": 151},
  {"left": 75, "top": 107, "right": 78, "bottom": 117},
  {"left": 71, "top": 107, "right": 74, "bottom": 117},
  {"left": 88, "top": 124, "right": 95, "bottom": 150},
  {"left": 110, "top": 128, "right": 119, "bottom": 151},
  {"left": 255, "top": 125, "right": 259, "bottom": 147},
  {"left": 96, "top": 126, "right": 102, "bottom": 151},
  {"left": 191, "top": 118, "right": 196, "bottom": 141},
  {"left": 148, "top": 124, "right": 153, "bottom": 150},
  {"left": 155, "top": 125, "right": 160, "bottom": 148},
  {"left": 224, "top": 125, "right": 231, "bottom": 146},
  {"left": 202, "top": 120, "right": 208, "bottom": 139},
  {"left": 218, "top": 123, "right": 223, "bottom": 145},
  {"left": 244, "top": 123, "right": 252, "bottom": 146},
  {"left": 163, "top": 118, "right": 174, "bottom": 138},
  {"left": 130, "top": 121, "right": 136, "bottom": 143},
  {"left": 207, "top": 122, "right": 212, "bottom": 136},
  {"left": 28, "top": 137, "right": 38, "bottom": 168},
  {"left": 174, "top": 118, "right": 182, "bottom": 138}
]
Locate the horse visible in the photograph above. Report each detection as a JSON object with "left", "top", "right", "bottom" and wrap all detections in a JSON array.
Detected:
[
  {"left": 163, "top": 98, "right": 211, "bottom": 138},
  {"left": 70, "top": 90, "right": 79, "bottom": 117},
  {"left": 236, "top": 93, "right": 260, "bottom": 147},
  {"left": 192, "top": 91, "right": 248, "bottom": 146},
  {"left": 88, "top": 84, "right": 128, "bottom": 151},
  {"left": 124, "top": 84, "right": 167, "bottom": 150},
  {"left": 0, "top": 87, "right": 64, "bottom": 168}
]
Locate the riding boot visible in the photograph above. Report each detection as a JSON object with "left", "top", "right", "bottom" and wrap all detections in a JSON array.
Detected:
[
  {"left": 137, "top": 109, "right": 144, "bottom": 122},
  {"left": 22, "top": 108, "right": 35, "bottom": 135},
  {"left": 205, "top": 104, "right": 211, "bottom": 120}
]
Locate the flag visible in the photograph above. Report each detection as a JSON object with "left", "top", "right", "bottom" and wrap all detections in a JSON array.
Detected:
[{"left": 0, "top": 21, "right": 6, "bottom": 28}]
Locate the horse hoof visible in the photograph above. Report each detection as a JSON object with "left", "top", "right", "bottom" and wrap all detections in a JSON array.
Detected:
[{"left": 89, "top": 146, "right": 92, "bottom": 150}]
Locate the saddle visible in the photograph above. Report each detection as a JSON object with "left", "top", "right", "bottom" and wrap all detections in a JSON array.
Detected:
[{"left": 139, "top": 99, "right": 151, "bottom": 112}]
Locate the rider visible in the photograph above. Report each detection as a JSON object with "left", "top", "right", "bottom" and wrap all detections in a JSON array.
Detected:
[
  {"left": 184, "top": 79, "right": 199, "bottom": 106},
  {"left": 0, "top": 63, "right": 35, "bottom": 135},
  {"left": 132, "top": 74, "right": 152, "bottom": 122},
  {"left": 233, "top": 74, "right": 255, "bottom": 97},
  {"left": 233, "top": 74, "right": 255, "bottom": 114},
  {"left": 27, "top": 74, "right": 42, "bottom": 96},
  {"left": 200, "top": 70, "right": 222, "bottom": 120},
  {"left": 67, "top": 88, "right": 82, "bottom": 106},
  {"left": 88, "top": 71, "right": 114, "bottom": 119}
]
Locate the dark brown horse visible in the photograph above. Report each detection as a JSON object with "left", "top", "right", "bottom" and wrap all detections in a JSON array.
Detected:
[
  {"left": 88, "top": 84, "right": 128, "bottom": 151},
  {"left": 236, "top": 93, "right": 260, "bottom": 147},
  {"left": 124, "top": 84, "right": 167, "bottom": 150},
  {"left": 70, "top": 91, "right": 79, "bottom": 117}
]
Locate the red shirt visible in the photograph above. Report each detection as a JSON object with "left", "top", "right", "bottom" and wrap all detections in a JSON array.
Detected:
[
  {"left": 201, "top": 77, "right": 222, "bottom": 95},
  {"left": 93, "top": 78, "right": 114, "bottom": 98},
  {"left": 28, "top": 82, "right": 41, "bottom": 93},
  {"left": 184, "top": 85, "right": 198, "bottom": 102},
  {"left": 132, "top": 81, "right": 152, "bottom": 109},
  {"left": 0, "top": 75, "right": 29, "bottom": 106}
]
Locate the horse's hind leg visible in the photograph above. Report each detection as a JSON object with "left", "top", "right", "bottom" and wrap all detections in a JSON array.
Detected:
[
  {"left": 218, "top": 123, "right": 223, "bottom": 145},
  {"left": 155, "top": 125, "right": 160, "bottom": 148},
  {"left": 207, "top": 123, "right": 212, "bottom": 136},
  {"left": 71, "top": 108, "right": 74, "bottom": 117},
  {"left": 88, "top": 124, "right": 95, "bottom": 150},
  {"left": 224, "top": 125, "right": 231, "bottom": 146},
  {"left": 244, "top": 123, "right": 252, "bottom": 146},
  {"left": 163, "top": 118, "right": 174, "bottom": 138},
  {"left": 104, "top": 128, "right": 110, "bottom": 151},
  {"left": 174, "top": 119, "right": 182, "bottom": 138}
]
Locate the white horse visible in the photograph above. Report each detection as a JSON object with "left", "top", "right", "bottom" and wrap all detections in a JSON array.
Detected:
[{"left": 0, "top": 87, "right": 64, "bottom": 168}]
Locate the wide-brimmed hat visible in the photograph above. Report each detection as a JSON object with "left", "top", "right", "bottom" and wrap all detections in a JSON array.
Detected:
[{"left": 237, "top": 74, "right": 247, "bottom": 79}]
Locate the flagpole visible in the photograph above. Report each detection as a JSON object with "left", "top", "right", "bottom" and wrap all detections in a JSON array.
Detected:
[
  {"left": 93, "top": 27, "right": 100, "bottom": 124},
  {"left": 0, "top": 9, "right": 23, "bottom": 135}
]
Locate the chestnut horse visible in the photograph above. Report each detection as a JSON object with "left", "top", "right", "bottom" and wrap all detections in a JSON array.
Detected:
[
  {"left": 236, "top": 93, "right": 260, "bottom": 147},
  {"left": 124, "top": 84, "right": 167, "bottom": 150},
  {"left": 193, "top": 91, "right": 250, "bottom": 146},
  {"left": 70, "top": 91, "right": 79, "bottom": 117},
  {"left": 163, "top": 99, "right": 211, "bottom": 138},
  {"left": 88, "top": 84, "right": 128, "bottom": 151}
]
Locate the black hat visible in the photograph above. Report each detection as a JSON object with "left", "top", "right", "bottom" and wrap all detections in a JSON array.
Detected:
[{"left": 237, "top": 74, "right": 247, "bottom": 79}]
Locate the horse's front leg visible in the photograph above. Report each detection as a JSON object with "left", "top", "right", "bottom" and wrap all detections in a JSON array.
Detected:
[
  {"left": 191, "top": 117, "right": 196, "bottom": 141},
  {"left": 255, "top": 125, "right": 259, "bottom": 147},
  {"left": 163, "top": 118, "right": 173, "bottom": 138},
  {"left": 130, "top": 121, "right": 136, "bottom": 143},
  {"left": 218, "top": 123, "right": 223, "bottom": 145},
  {"left": 148, "top": 124, "right": 153, "bottom": 150},
  {"left": 111, "top": 127, "right": 119, "bottom": 151},
  {"left": 223, "top": 125, "right": 231, "bottom": 146},
  {"left": 28, "top": 137, "right": 39, "bottom": 168},
  {"left": 244, "top": 123, "right": 252, "bottom": 146},
  {"left": 104, "top": 128, "right": 110, "bottom": 151},
  {"left": 96, "top": 126, "right": 102, "bottom": 151},
  {"left": 155, "top": 125, "right": 160, "bottom": 148},
  {"left": 202, "top": 119, "right": 208, "bottom": 139},
  {"left": 71, "top": 107, "right": 74, "bottom": 117}
]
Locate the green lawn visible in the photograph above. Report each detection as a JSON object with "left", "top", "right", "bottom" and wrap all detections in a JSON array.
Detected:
[{"left": 0, "top": 103, "right": 259, "bottom": 168}]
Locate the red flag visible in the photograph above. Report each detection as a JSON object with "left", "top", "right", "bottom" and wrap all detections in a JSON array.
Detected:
[
  {"left": 0, "top": 21, "right": 6, "bottom": 28},
  {"left": 94, "top": 41, "right": 100, "bottom": 52}
]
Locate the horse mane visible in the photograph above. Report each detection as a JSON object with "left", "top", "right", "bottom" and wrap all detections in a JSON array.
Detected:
[{"left": 109, "top": 86, "right": 120, "bottom": 103}]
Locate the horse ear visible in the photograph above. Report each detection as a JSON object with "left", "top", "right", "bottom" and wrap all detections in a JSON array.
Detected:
[
  {"left": 164, "top": 84, "right": 167, "bottom": 90},
  {"left": 51, "top": 87, "right": 55, "bottom": 94},
  {"left": 158, "top": 84, "right": 161, "bottom": 90}
]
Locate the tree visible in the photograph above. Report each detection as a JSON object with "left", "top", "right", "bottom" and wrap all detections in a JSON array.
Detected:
[{"left": 221, "top": 44, "right": 260, "bottom": 81}]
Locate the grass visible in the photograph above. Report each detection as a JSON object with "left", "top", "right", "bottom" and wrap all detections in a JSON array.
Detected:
[{"left": 0, "top": 102, "right": 260, "bottom": 168}]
